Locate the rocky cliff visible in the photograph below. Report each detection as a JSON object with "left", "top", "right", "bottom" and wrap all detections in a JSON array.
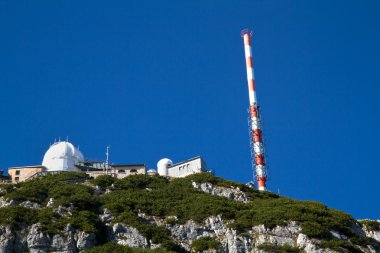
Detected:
[{"left": 0, "top": 172, "right": 378, "bottom": 253}]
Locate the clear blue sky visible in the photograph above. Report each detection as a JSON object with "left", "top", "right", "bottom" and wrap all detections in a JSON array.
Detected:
[{"left": 1, "top": 1, "right": 379, "bottom": 219}]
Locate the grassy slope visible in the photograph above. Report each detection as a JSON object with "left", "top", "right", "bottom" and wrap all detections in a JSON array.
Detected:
[{"left": 0, "top": 172, "right": 378, "bottom": 252}]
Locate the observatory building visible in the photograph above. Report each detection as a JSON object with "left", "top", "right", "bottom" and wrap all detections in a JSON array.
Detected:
[
  {"left": 8, "top": 141, "right": 146, "bottom": 183},
  {"left": 42, "top": 141, "right": 84, "bottom": 172},
  {"left": 7, "top": 141, "right": 206, "bottom": 183},
  {"left": 156, "top": 156, "right": 206, "bottom": 178},
  {"left": 9, "top": 141, "right": 86, "bottom": 183}
]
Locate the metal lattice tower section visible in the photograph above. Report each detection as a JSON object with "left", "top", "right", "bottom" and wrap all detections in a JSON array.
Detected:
[{"left": 241, "top": 29, "right": 268, "bottom": 191}]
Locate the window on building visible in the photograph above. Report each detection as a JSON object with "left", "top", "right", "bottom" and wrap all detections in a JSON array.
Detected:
[
  {"left": 130, "top": 169, "right": 137, "bottom": 173},
  {"left": 16, "top": 170, "right": 20, "bottom": 175},
  {"left": 15, "top": 177, "right": 19, "bottom": 182}
]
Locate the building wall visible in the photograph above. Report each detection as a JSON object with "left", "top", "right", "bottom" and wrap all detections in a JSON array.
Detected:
[
  {"left": 167, "top": 157, "right": 205, "bottom": 178},
  {"left": 8, "top": 166, "right": 45, "bottom": 183},
  {"left": 112, "top": 165, "right": 146, "bottom": 179},
  {"left": 86, "top": 166, "right": 146, "bottom": 179}
]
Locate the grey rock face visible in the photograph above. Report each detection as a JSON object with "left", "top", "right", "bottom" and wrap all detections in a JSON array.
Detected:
[
  {"left": 0, "top": 215, "right": 378, "bottom": 253},
  {"left": 167, "top": 216, "right": 251, "bottom": 252},
  {"left": 0, "top": 226, "right": 15, "bottom": 253},
  {"left": 170, "top": 220, "right": 209, "bottom": 242},
  {"left": 27, "top": 224, "right": 51, "bottom": 253},
  {"left": 46, "top": 198, "right": 55, "bottom": 208},
  {"left": 92, "top": 185, "right": 104, "bottom": 196},
  {"left": 53, "top": 204, "right": 74, "bottom": 217},
  {"left": 0, "top": 223, "right": 96, "bottom": 253},
  {"left": 361, "top": 220, "right": 380, "bottom": 243},
  {"left": 366, "top": 230, "right": 380, "bottom": 243},
  {"left": 252, "top": 222, "right": 299, "bottom": 247},
  {"left": 167, "top": 216, "right": 380, "bottom": 253},
  {"left": 75, "top": 231, "right": 96, "bottom": 251},
  {"left": 20, "top": 201, "right": 41, "bottom": 210},
  {"left": 109, "top": 223, "right": 149, "bottom": 248},
  {"left": 51, "top": 234, "right": 76, "bottom": 253},
  {"left": 100, "top": 208, "right": 114, "bottom": 225},
  {"left": 297, "top": 233, "right": 338, "bottom": 253},
  {"left": 53, "top": 225, "right": 96, "bottom": 253},
  {"left": 0, "top": 197, "right": 17, "bottom": 208},
  {"left": 192, "top": 182, "right": 250, "bottom": 203},
  {"left": 138, "top": 212, "right": 159, "bottom": 225}
]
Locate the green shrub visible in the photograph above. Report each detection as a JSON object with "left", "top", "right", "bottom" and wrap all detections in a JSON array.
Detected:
[
  {"left": 6, "top": 181, "right": 49, "bottom": 203},
  {"left": 85, "top": 243, "right": 132, "bottom": 253},
  {"left": 37, "top": 208, "right": 66, "bottom": 234},
  {"left": 0, "top": 206, "right": 38, "bottom": 228},
  {"left": 0, "top": 183, "right": 15, "bottom": 195},
  {"left": 48, "top": 183, "right": 99, "bottom": 210},
  {"left": 319, "top": 240, "right": 362, "bottom": 253},
  {"left": 114, "top": 174, "right": 168, "bottom": 190},
  {"left": 101, "top": 176, "right": 242, "bottom": 225},
  {"left": 300, "top": 222, "right": 331, "bottom": 239},
  {"left": 43, "top": 171, "right": 90, "bottom": 181},
  {"left": 160, "top": 241, "right": 187, "bottom": 253},
  {"left": 91, "top": 175, "right": 117, "bottom": 190},
  {"left": 148, "top": 226, "right": 171, "bottom": 244},
  {"left": 190, "top": 237, "right": 221, "bottom": 252},
  {"left": 257, "top": 243, "right": 303, "bottom": 253},
  {"left": 85, "top": 242, "right": 174, "bottom": 253},
  {"left": 5, "top": 172, "right": 90, "bottom": 204},
  {"left": 350, "top": 236, "right": 380, "bottom": 250},
  {"left": 360, "top": 220, "right": 380, "bottom": 231},
  {"left": 68, "top": 210, "right": 99, "bottom": 233}
]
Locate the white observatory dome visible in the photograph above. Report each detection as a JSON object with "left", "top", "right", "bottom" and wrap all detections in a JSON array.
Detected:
[
  {"left": 147, "top": 169, "right": 158, "bottom": 176},
  {"left": 42, "top": 141, "right": 84, "bottom": 172},
  {"left": 157, "top": 158, "right": 173, "bottom": 177}
]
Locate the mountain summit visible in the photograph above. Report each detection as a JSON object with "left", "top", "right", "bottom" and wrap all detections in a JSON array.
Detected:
[{"left": 0, "top": 172, "right": 378, "bottom": 253}]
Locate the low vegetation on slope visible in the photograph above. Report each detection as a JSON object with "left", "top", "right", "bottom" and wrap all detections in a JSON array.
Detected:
[
  {"left": 0, "top": 172, "right": 378, "bottom": 252},
  {"left": 190, "top": 237, "right": 221, "bottom": 252},
  {"left": 257, "top": 243, "right": 305, "bottom": 253},
  {"left": 359, "top": 220, "right": 380, "bottom": 231},
  {"left": 85, "top": 243, "right": 173, "bottom": 253},
  {"left": 0, "top": 172, "right": 100, "bottom": 234}
]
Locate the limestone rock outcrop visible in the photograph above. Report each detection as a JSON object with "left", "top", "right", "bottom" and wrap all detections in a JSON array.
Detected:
[
  {"left": 0, "top": 224, "right": 96, "bottom": 253},
  {"left": 192, "top": 182, "right": 250, "bottom": 203}
]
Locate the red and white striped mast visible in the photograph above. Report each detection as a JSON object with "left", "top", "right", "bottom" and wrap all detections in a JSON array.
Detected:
[{"left": 241, "top": 29, "right": 268, "bottom": 191}]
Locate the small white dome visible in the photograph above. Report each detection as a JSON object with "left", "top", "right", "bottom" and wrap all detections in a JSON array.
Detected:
[
  {"left": 147, "top": 169, "right": 158, "bottom": 176},
  {"left": 157, "top": 158, "right": 173, "bottom": 177},
  {"left": 42, "top": 141, "right": 84, "bottom": 172}
]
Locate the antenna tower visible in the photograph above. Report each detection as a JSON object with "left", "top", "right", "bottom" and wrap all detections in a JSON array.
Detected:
[
  {"left": 241, "top": 29, "right": 268, "bottom": 191},
  {"left": 105, "top": 146, "right": 110, "bottom": 174}
]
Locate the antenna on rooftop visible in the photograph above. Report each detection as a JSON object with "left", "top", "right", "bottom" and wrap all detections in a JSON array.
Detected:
[
  {"left": 105, "top": 146, "right": 110, "bottom": 174},
  {"left": 106, "top": 146, "right": 110, "bottom": 166}
]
